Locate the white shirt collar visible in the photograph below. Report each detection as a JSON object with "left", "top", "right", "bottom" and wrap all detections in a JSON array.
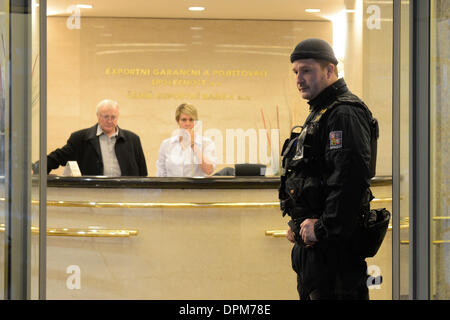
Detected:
[{"left": 96, "top": 125, "right": 119, "bottom": 137}]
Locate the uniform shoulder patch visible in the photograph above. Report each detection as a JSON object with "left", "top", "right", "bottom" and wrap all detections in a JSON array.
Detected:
[{"left": 329, "top": 131, "right": 343, "bottom": 149}]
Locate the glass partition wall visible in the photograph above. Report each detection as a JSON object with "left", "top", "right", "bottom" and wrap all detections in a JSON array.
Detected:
[
  {"left": 38, "top": 0, "right": 395, "bottom": 300},
  {"left": 44, "top": 1, "right": 395, "bottom": 181},
  {"left": 0, "top": 0, "right": 446, "bottom": 301},
  {"left": 361, "top": 0, "right": 393, "bottom": 299}
]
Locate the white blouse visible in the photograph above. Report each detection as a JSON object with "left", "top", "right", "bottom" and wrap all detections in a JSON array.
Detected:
[{"left": 156, "top": 132, "right": 216, "bottom": 177}]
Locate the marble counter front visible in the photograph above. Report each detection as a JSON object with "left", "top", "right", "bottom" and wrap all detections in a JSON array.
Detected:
[{"left": 37, "top": 176, "right": 393, "bottom": 299}]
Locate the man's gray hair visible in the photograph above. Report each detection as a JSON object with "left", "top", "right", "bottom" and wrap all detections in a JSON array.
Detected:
[{"left": 96, "top": 99, "right": 119, "bottom": 115}]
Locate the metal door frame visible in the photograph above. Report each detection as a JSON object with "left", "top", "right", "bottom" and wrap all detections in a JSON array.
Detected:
[{"left": 4, "top": 0, "right": 47, "bottom": 300}]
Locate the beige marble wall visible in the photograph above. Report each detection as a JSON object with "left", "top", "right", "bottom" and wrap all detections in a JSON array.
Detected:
[
  {"left": 45, "top": 15, "right": 394, "bottom": 177},
  {"left": 362, "top": 1, "right": 393, "bottom": 177},
  {"left": 46, "top": 17, "right": 333, "bottom": 176}
]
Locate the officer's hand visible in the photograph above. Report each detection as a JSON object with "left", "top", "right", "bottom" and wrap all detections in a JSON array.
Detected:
[
  {"left": 286, "top": 226, "right": 295, "bottom": 243},
  {"left": 300, "top": 218, "right": 318, "bottom": 245}
]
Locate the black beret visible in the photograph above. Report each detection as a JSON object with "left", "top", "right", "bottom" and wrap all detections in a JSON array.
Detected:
[{"left": 290, "top": 38, "right": 338, "bottom": 65}]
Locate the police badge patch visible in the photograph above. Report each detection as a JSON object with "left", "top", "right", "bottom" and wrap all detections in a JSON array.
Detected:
[{"left": 329, "top": 131, "right": 343, "bottom": 149}]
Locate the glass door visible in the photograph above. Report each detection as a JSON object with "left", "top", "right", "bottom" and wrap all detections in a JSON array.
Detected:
[
  {"left": 1, "top": 0, "right": 44, "bottom": 300},
  {"left": 0, "top": 0, "right": 9, "bottom": 300}
]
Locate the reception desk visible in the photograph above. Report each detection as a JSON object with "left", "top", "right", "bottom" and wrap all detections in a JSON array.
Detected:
[{"left": 38, "top": 176, "right": 392, "bottom": 299}]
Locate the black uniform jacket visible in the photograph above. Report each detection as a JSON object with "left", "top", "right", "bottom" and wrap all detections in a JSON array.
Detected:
[
  {"left": 290, "top": 78, "right": 373, "bottom": 295},
  {"left": 47, "top": 124, "right": 148, "bottom": 176},
  {"left": 310, "top": 79, "right": 372, "bottom": 242}
]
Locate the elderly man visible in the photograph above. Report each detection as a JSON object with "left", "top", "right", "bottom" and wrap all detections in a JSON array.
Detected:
[{"left": 41, "top": 99, "right": 147, "bottom": 176}]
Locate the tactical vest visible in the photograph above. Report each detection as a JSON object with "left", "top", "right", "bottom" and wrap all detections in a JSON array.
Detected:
[{"left": 279, "top": 94, "right": 379, "bottom": 219}]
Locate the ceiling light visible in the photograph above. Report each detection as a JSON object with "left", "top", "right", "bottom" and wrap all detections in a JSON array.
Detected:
[
  {"left": 305, "top": 9, "right": 320, "bottom": 13},
  {"left": 345, "top": 9, "right": 356, "bottom": 13},
  {"left": 76, "top": 4, "right": 93, "bottom": 9},
  {"left": 188, "top": 7, "right": 205, "bottom": 11}
]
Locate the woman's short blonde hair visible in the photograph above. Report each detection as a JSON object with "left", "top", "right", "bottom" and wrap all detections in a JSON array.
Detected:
[{"left": 175, "top": 103, "right": 198, "bottom": 122}]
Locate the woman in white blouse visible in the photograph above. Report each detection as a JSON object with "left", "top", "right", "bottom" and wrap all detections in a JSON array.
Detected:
[{"left": 156, "top": 103, "right": 216, "bottom": 177}]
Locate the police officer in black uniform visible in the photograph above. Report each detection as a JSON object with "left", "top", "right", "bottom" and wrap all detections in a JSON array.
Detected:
[{"left": 280, "top": 38, "right": 378, "bottom": 300}]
